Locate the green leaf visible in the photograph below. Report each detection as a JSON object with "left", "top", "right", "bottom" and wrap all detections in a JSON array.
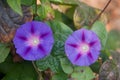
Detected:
[
  {"left": 91, "top": 21, "right": 108, "bottom": 48},
  {"left": 0, "top": 43, "right": 10, "bottom": 63},
  {"left": 105, "top": 30, "right": 120, "bottom": 50},
  {"left": 71, "top": 66, "right": 95, "bottom": 80},
  {"left": 7, "top": 0, "right": 22, "bottom": 16},
  {"left": 36, "top": 55, "right": 61, "bottom": 73},
  {"left": 0, "top": 55, "right": 37, "bottom": 80},
  {"left": 37, "top": 0, "right": 54, "bottom": 20},
  {"left": 54, "top": 10, "right": 75, "bottom": 30},
  {"left": 52, "top": 73, "right": 67, "bottom": 80},
  {"left": 41, "top": 0, "right": 49, "bottom": 3},
  {"left": 47, "top": 21, "right": 73, "bottom": 56},
  {"left": 21, "top": 0, "right": 35, "bottom": 6},
  {"left": 100, "top": 50, "right": 110, "bottom": 62},
  {"left": 60, "top": 58, "right": 73, "bottom": 74},
  {"left": 49, "top": 0, "right": 77, "bottom": 5},
  {"left": 65, "top": 6, "right": 76, "bottom": 20},
  {"left": 36, "top": 56, "right": 49, "bottom": 71},
  {"left": 90, "top": 61, "right": 101, "bottom": 73}
]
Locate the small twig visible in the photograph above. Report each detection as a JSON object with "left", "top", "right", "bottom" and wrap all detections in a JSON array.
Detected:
[
  {"left": 32, "top": 61, "right": 43, "bottom": 80},
  {"left": 89, "top": 0, "right": 112, "bottom": 26}
]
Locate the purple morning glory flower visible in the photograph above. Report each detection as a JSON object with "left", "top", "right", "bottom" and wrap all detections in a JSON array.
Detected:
[
  {"left": 65, "top": 28, "right": 101, "bottom": 66},
  {"left": 13, "top": 21, "right": 54, "bottom": 61}
]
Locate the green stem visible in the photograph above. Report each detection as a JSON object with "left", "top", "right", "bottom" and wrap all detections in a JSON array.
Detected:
[{"left": 32, "top": 61, "right": 43, "bottom": 80}]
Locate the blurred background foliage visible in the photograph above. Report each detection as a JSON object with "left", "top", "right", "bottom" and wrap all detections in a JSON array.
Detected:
[{"left": 0, "top": 0, "right": 120, "bottom": 80}]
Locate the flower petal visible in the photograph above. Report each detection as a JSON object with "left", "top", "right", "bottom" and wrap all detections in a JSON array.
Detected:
[
  {"left": 30, "top": 23, "right": 35, "bottom": 34},
  {"left": 74, "top": 53, "right": 82, "bottom": 62},
  {"left": 65, "top": 28, "right": 101, "bottom": 66}
]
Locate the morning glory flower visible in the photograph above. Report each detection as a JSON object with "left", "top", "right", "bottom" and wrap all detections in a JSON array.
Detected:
[
  {"left": 13, "top": 21, "right": 54, "bottom": 61},
  {"left": 65, "top": 28, "right": 101, "bottom": 66}
]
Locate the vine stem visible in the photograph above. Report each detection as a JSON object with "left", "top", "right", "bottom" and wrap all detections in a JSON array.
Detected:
[
  {"left": 32, "top": 61, "right": 43, "bottom": 80},
  {"left": 89, "top": 0, "right": 112, "bottom": 26}
]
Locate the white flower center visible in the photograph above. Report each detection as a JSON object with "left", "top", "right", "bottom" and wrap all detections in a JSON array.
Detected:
[
  {"left": 27, "top": 36, "right": 40, "bottom": 46},
  {"left": 32, "top": 38, "right": 39, "bottom": 46},
  {"left": 78, "top": 43, "right": 90, "bottom": 53}
]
